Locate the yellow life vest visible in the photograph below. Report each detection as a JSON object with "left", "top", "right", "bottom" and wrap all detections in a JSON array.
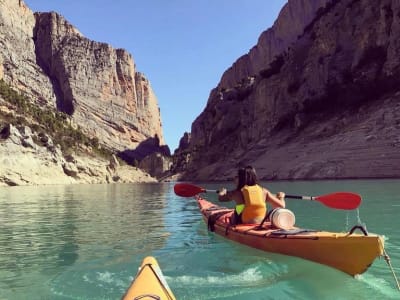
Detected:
[{"left": 240, "top": 184, "right": 266, "bottom": 223}]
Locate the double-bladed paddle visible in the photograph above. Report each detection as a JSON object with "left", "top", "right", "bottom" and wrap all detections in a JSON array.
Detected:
[{"left": 173, "top": 183, "right": 361, "bottom": 210}]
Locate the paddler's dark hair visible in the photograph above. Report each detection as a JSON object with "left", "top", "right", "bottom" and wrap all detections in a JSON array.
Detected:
[
  {"left": 244, "top": 165, "right": 257, "bottom": 186},
  {"left": 236, "top": 167, "right": 245, "bottom": 190},
  {"left": 236, "top": 165, "right": 257, "bottom": 190}
]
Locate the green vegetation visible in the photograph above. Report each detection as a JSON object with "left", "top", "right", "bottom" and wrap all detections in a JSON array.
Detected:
[{"left": 0, "top": 79, "right": 113, "bottom": 159}]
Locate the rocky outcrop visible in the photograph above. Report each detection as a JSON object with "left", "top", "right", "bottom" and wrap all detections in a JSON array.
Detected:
[
  {"left": 32, "top": 12, "right": 164, "bottom": 151},
  {"left": 139, "top": 152, "right": 172, "bottom": 179},
  {"left": 171, "top": 132, "right": 191, "bottom": 174},
  {"left": 0, "top": 0, "right": 164, "bottom": 152},
  {"left": 0, "top": 123, "right": 156, "bottom": 186},
  {"left": 178, "top": 0, "right": 400, "bottom": 181},
  {"left": 0, "top": 0, "right": 170, "bottom": 185},
  {"left": 217, "top": 0, "right": 329, "bottom": 89},
  {"left": 0, "top": 0, "right": 56, "bottom": 107}
]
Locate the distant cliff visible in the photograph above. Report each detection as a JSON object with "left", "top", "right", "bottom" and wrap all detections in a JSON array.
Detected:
[
  {"left": 0, "top": 0, "right": 164, "bottom": 151},
  {"left": 0, "top": 0, "right": 170, "bottom": 185},
  {"left": 176, "top": 0, "right": 400, "bottom": 181}
]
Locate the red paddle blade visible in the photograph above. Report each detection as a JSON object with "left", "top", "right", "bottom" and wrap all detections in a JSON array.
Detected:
[
  {"left": 315, "top": 192, "right": 362, "bottom": 210},
  {"left": 174, "top": 183, "right": 205, "bottom": 197}
]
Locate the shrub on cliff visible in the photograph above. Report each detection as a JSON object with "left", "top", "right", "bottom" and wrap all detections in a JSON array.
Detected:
[{"left": 0, "top": 79, "right": 112, "bottom": 159}]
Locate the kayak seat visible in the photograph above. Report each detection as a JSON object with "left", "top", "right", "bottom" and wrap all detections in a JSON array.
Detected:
[{"left": 207, "top": 210, "right": 232, "bottom": 232}]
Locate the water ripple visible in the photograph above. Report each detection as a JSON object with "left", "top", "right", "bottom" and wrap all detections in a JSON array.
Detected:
[{"left": 1, "top": 181, "right": 400, "bottom": 299}]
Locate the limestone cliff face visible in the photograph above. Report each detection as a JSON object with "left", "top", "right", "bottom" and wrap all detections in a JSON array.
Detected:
[
  {"left": 0, "top": 122, "right": 156, "bottom": 186},
  {"left": 0, "top": 1, "right": 164, "bottom": 152},
  {"left": 180, "top": 0, "right": 400, "bottom": 180},
  {"left": 0, "top": 0, "right": 56, "bottom": 107},
  {"left": 189, "top": 0, "right": 330, "bottom": 158},
  {"left": 218, "top": 0, "right": 329, "bottom": 89}
]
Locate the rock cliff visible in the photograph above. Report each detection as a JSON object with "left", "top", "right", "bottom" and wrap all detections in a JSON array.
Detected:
[
  {"left": 0, "top": 122, "right": 156, "bottom": 186},
  {"left": 33, "top": 12, "right": 164, "bottom": 151},
  {"left": 218, "top": 0, "right": 329, "bottom": 89},
  {"left": 0, "top": 0, "right": 56, "bottom": 107},
  {"left": 0, "top": 0, "right": 169, "bottom": 185},
  {"left": 178, "top": 0, "right": 400, "bottom": 181},
  {"left": 0, "top": 0, "right": 164, "bottom": 151}
]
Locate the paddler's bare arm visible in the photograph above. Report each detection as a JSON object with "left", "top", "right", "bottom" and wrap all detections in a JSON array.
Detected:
[{"left": 265, "top": 189, "right": 286, "bottom": 208}]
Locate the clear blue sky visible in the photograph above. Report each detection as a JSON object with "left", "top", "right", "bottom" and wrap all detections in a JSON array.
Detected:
[{"left": 24, "top": 0, "right": 287, "bottom": 152}]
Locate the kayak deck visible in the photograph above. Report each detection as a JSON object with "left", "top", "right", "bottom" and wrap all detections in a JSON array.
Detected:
[
  {"left": 197, "top": 196, "right": 384, "bottom": 276},
  {"left": 122, "top": 256, "right": 176, "bottom": 300}
]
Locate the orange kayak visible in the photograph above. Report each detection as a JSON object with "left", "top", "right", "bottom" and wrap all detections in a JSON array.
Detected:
[
  {"left": 122, "top": 256, "right": 176, "bottom": 300},
  {"left": 197, "top": 196, "right": 384, "bottom": 276}
]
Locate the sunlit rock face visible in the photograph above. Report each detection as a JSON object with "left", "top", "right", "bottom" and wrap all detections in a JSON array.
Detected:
[
  {"left": 0, "top": 1, "right": 164, "bottom": 152},
  {"left": 0, "top": 0, "right": 56, "bottom": 107},
  {"left": 0, "top": 123, "right": 157, "bottom": 186},
  {"left": 0, "top": 0, "right": 169, "bottom": 185},
  {"left": 33, "top": 12, "right": 164, "bottom": 151}
]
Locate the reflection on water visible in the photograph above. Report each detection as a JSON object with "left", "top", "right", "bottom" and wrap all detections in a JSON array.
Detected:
[
  {"left": 0, "top": 180, "right": 399, "bottom": 299},
  {"left": 0, "top": 183, "right": 172, "bottom": 298}
]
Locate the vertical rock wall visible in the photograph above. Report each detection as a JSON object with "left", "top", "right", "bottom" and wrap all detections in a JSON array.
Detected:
[
  {"left": 0, "top": 1, "right": 164, "bottom": 153},
  {"left": 217, "top": 0, "right": 329, "bottom": 89},
  {"left": 180, "top": 0, "right": 400, "bottom": 180},
  {"left": 0, "top": 0, "right": 56, "bottom": 107}
]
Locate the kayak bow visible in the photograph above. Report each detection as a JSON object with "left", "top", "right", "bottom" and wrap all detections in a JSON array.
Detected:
[
  {"left": 122, "top": 256, "right": 176, "bottom": 300},
  {"left": 197, "top": 196, "right": 384, "bottom": 276}
]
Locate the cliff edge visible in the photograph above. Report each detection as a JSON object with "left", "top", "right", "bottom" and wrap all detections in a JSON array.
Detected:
[{"left": 177, "top": 0, "right": 400, "bottom": 181}]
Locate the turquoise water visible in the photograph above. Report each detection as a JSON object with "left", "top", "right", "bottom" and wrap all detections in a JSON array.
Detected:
[{"left": 0, "top": 180, "right": 399, "bottom": 299}]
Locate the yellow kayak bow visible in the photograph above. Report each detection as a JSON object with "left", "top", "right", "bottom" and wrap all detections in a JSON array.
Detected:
[{"left": 122, "top": 256, "right": 176, "bottom": 300}]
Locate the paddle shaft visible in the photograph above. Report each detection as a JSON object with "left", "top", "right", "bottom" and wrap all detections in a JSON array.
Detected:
[
  {"left": 204, "top": 191, "right": 313, "bottom": 200},
  {"left": 173, "top": 183, "right": 361, "bottom": 210},
  {"left": 285, "top": 195, "right": 314, "bottom": 201},
  {"left": 188, "top": 188, "right": 324, "bottom": 201},
  {"left": 202, "top": 190, "right": 315, "bottom": 202}
]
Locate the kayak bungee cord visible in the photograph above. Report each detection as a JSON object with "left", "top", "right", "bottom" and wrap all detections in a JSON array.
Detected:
[
  {"left": 383, "top": 249, "right": 400, "bottom": 291},
  {"left": 348, "top": 206, "right": 399, "bottom": 291}
]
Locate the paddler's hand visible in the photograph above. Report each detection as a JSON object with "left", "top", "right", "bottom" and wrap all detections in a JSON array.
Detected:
[
  {"left": 276, "top": 192, "right": 285, "bottom": 200},
  {"left": 218, "top": 188, "right": 227, "bottom": 196},
  {"left": 276, "top": 192, "right": 286, "bottom": 208}
]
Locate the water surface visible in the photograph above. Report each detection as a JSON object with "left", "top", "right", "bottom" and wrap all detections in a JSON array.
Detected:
[{"left": 0, "top": 180, "right": 399, "bottom": 299}]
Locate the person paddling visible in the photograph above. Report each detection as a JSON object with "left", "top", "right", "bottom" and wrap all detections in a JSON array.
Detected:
[{"left": 218, "top": 165, "right": 286, "bottom": 224}]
